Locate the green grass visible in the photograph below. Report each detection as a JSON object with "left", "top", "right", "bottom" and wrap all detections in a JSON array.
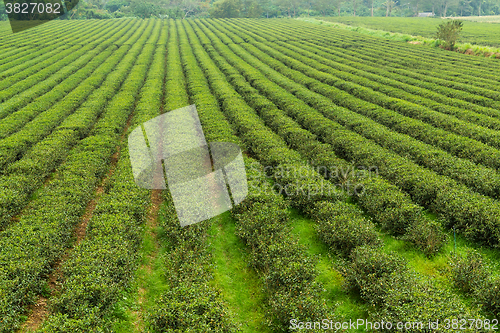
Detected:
[
  {"left": 113, "top": 201, "right": 171, "bottom": 333},
  {"left": 208, "top": 211, "right": 271, "bottom": 333},
  {"left": 289, "top": 208, "right": 369, "bottom": 332},
  {"left": 446, "top": 15, "right": 500, "bottom": 23},
  {"left": 378, "top": 212, "right": 500, "bottom": 318}
]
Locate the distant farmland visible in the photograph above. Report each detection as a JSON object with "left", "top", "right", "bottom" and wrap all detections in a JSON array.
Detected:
[{"left": 319, "top": 16, "right": 500, "bottom": 47}]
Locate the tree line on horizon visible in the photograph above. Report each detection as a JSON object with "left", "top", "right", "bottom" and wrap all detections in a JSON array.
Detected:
[{"left": 1, "top": 0, "right": 499, "bottom": 22}]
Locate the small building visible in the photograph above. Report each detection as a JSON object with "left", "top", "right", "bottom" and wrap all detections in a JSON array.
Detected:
[{"left": 418, "top": 12, "right": 435, "bottom": 17}]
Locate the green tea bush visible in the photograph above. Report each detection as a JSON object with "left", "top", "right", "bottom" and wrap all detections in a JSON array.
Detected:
[
  {"left": 449, "top": 250, "right": 490, "bottom": 293},
  {"left": 309, "top": 201, "right": 381, "bottom": 257},
  {"left": 344, "top": 247, "right": 481, "bottom": 330},
  {"left": 449, "top": 250, "right": 500, "bottom": 316}
]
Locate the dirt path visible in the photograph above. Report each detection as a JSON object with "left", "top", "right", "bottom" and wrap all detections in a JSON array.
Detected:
[{"left": 19, "top": 113, "right": 134, "bottom": 332}]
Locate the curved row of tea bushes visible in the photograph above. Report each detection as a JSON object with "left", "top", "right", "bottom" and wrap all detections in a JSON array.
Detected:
[
  {"left": 249, "top": 41, "right": 500, "bottom": 164},
  {"left": 206, "top": 24, "right": 500, "bottom": 249},
  {"left": 196, "top": 19, "right": 446, "bottom": 256},
  {"left": 0, "top": 22, "right": 136, "bottom": 140},
  {"left": 0, "top": 21, "right": 151, "bottom": 230},
  {"left": 38, "top": 22, "right": 167, "bottom": 331},
  {"left": 0, "top": 19, "right": 157, "bottom": 332},
  {"left": 280, "top": 40, "right": 500, "bottom": 129},
  {"left": 179, "top": 20, "right": 332, "bottom": 331},
  {"left": 226, "top": 40, "right": 500, "bottom": 200},
  {"left": 0, "top": 21, "right": 138, "bottom": 122},
  {"left": 0, "top": 22, "right": 142, "bottom": 172},
  {"left": 0, "top": 20, "right": 116, "bottom": 97},
  {"left": 233, "top": 19, "right": 500, "bottom": 92}
]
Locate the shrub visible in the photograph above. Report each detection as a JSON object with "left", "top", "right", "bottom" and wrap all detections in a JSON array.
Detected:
[
  {"left": 403, "top": 218, "right": 447, "bottom": 256},
  {"left": 310, "top": 201, "right": 381, "bottom": 257},
  {"left": 436, "top": 20, "right": 463, "bottom": 50},
  {"left": 449, "top": 249, "right": 490, "bottom": 293}
]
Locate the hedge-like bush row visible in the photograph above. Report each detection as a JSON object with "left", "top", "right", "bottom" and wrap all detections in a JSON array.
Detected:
[
  {"left": 343, "top": 247, "right": 481, "bottom": 331},
  {"left": 282, "top": 40, "right": 500, "bottom": 130},
  {"left": 179, "top": 20, "right": 331, "bottom": 331},
  {"left": 145, "top": 20, "right": 239, "bottom": 333},
  {"left": 309, "top": 201, "right": 381, "bottom": 257},
  {"left": 203, "top": 20, "right": 500, "bottom": 202},
  {"left": 0, "top": 21, "right": 152, "bottom": 230},
  {"left": 39, "top": 23, "right": 167, "bottom": 331},
  {"left": 449, "top": 250, "right": 500, "bottom": 317},
  {"left": 198, "top": 18, "right": 446, "bottom": 256},
  {"left": 150, "top": 185, "right": 238, "bottom": 332},
  {"left": 309, "top": 35, "right": 500, "bottom": 103},
  {"left": 251, "top": 41, "right": 500, "bottom": 167},
  {"left": 215, "top": 35, "right": 500, "bottom": 249}
]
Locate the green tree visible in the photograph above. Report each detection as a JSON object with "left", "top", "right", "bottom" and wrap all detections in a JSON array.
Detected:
[
  {"left": 241, "top": 0, "right": 262, "bottom": 16},
  {"left": 436, "top": 19, "right": 463, "bottom": 50},
  {"left": 210, "top": 0, "right": 240, "bottom": 17},
  {"left": 312, "top": 0, "right": 330, "bottom": 15}
]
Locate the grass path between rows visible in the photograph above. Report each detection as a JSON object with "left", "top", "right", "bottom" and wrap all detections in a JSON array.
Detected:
[
  {"left": 289, "top": 209, "right": 369, "bottom": 332},
  {"left": 208, "top": 212, "right": 271, "bottom": 333},
  {"left": 114, "top": 192, "right": 167, "bottom": 333}
]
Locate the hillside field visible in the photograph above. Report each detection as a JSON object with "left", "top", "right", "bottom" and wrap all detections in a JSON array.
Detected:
[{"left": 1, "top": 18, "right": 500, "bottom": 332}]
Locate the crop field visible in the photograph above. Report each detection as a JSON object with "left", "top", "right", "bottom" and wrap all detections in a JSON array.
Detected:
[
  {"left": 1, "top": 18, "right": 500, "bottom": 332},
  {"left": 449, "top": 15, "right": 500, "bottom": 23},
  {"left": 319, "top": 16, "right": 500, "bottom": 47}
]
